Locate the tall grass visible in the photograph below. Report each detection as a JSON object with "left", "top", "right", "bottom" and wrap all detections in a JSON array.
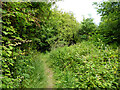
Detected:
[{"left": 24, "top": 52, "right": 47, "bottom": 88}]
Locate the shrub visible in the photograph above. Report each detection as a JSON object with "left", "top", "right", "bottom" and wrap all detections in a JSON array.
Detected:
[{"left": 49, "top": 41, "right": 119, "bottom": 88}]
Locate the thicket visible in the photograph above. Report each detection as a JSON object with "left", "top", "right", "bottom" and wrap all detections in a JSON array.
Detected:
[
  {"left": 46, "top": 9, "right": 80, "bottom": 48},
  {"left": 1, "top": 0, "right": 120, "bottom": 88},
  {"left": 1, "top": 1, "right": 83, "bottom": 88},
  {"left": 48, "top": 1, "right": 120, "bottom": 89},
  {"left": 77, "top": 18, "right": 97, "bottom": 41},
  {"left": 1, "top": 2, "right": 53, "bottom": 88},
  {"left": 93, "top": 2, "right": 120, "bottom": 45},
  {"left": 49, "top": 41, "right": 119, "bottom": 88}
]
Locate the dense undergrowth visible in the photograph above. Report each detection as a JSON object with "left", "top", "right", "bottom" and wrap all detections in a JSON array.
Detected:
[
  {"left": 2, "top": 50, "right": 35, "bottom": 88},
  {"left": 1, "top": 1, "right": 120, "bottom": 88},
  {"left": 48, "top": 41, "right": 119, "bottom": 88}
]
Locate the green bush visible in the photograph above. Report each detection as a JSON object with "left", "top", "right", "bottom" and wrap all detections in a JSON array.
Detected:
[
  {"left": 2, "top": 50, "right": 35, "bottom": 88},
  {"left": 94, "top": 2, "right": 120, "bottom": 45},
  {"left": 49, "top": 41, "right": 119, "bottom": 88},
  {"left": 1, "top": 2, "right": 52, "bottom": 88}
]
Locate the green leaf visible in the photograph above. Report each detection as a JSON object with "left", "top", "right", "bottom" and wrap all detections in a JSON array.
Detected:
[
  {"left": 0, "top": 19, "right": 2, "bottom": 23},
  {"left": 15, "top": 37, "right": 23, "bottom": 40},
  {"left": 2, "top": 31, "right": 8, "bottom": 35},
  {"left": 9, "top": 46, "right": 13, "bottom": 50},
  {"left": 4, "top": 65, "right": 8, "bottom": 68},
  {"left": 7, "top": 51, "right": 12, "bottom": 55}
]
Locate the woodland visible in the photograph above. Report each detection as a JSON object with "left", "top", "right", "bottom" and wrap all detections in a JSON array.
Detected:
[{"left": 1, "top": 0, "right": 120, "bottom": 88}]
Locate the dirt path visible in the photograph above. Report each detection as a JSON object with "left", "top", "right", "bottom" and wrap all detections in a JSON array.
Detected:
[{"left": 42, "top": 55, "right": 54, "bottom": 88}]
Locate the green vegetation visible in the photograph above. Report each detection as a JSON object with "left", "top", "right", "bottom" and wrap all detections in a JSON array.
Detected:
[
  {"left": 49, "top": 41, "right": 119, "bottom": 88},
  {"left": 1, "top": 0, "right": 120, "bottom": 89},
  {"left": 93, "top": 1, "right": 120, "bottom": 45},
  {"left": 24, "top": 52, "right": 47, "bottom": 88}
]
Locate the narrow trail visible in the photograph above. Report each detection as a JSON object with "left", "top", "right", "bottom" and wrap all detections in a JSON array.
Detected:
[
  {"left": 42, "top": 55, "right": 54, "bottom": 88},
  {"left": 27, "top": 53, "right": 55, "bottom": 88}
]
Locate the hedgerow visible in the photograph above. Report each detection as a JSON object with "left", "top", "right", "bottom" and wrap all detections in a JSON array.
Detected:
[{"left": 1, "top": 2, "right": 52, "bottom": 88}]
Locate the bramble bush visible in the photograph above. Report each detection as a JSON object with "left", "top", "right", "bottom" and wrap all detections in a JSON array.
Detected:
[{"left": 49, "top": 41, "right": 119, "bottom": 88}]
